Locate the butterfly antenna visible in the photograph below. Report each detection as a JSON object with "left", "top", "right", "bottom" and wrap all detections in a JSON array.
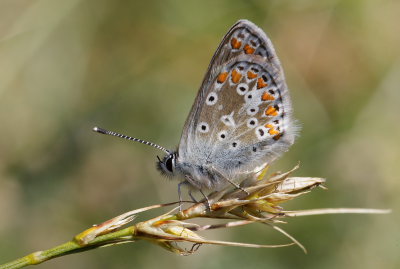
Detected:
[{"left": 93, "top": 127, "right": 170, "bottom": 154}]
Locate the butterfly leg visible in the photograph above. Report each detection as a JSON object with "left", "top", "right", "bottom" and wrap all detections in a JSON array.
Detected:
[
  {"left": 199, "top": 189, "right": 211, "bottom": 211},
  {"left": 211, "top": 166, "right": 250, "bottom": 195},
  {"left": 177, "top": 181, "right": 187, "bottom": 212},
  {"left": 223, "top": 177, "right": 249, "bottom": 195},
  {"left": 188, "top": 190, "right": 198, "bottom": 203},
  {"left": 184, "top": 175, "right": 211, "bottom": 210}
]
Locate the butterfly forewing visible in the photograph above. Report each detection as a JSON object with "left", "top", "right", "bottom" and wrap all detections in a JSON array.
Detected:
[{"left": 178, "top": 20, "right": 296, "bottom": 183}]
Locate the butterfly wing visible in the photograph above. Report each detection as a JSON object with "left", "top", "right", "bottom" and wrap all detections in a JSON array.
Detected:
[{"left": 178, "top": 20, "right": 297, "bottom": 182}]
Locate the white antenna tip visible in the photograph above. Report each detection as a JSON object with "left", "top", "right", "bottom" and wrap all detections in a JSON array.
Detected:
[{"left": 93, "top": 126, "right": 107, "bottom": 134}]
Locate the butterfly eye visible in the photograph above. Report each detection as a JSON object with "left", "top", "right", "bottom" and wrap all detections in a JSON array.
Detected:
[
  {"left": 157, "top": 153, "right": 175, "bottom": 176},
  {"left": 165, "top": 156, "right": 174, "bottom": 172}
]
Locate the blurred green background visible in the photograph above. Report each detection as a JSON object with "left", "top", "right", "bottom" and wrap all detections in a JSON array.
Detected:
[{"left": 0, "top": 0, "right": 399, "bottom": 268}]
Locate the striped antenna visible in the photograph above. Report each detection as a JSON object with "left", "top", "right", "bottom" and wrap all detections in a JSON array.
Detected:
[{"left": 93, "top": 127, "right": 170, "bottom": 154}]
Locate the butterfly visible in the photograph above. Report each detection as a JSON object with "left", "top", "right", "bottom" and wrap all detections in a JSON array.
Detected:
[{"left": 94, "top": 19, "right": 297, "bottom": 205}]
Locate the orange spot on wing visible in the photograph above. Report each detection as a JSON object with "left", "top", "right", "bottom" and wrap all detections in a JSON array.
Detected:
[
  {"left": 247, "top": 71, "right": 257, "bottom": 79},
  {"left": 265, "top": 106, "right": 278, "bottom": 116},
  {"left": 257, "top": 77, "right": 268, "bottom": 89},
  {"left": 231, "top": 69, "right": 242, "bottom": 84},
  {"left": 217, "top": 72, "right": 228, "bottom": 83},
  {"left": 261, "top": 92, "right": 275, "bottom": 101},
  {"left": 244, "top": 44, "right": 255, "bottom": 54},
  {"left": 231, "top": 38, "right": 242, "bottom": 49},
  {"left": 273, "top": 133, "right": 283, "bottom": 140},
  {"left": 265, "top": 124, "right": 279, "bottom": 135},
  {"left": 268, "top": 128, "right": 279, "bottom": 135}
]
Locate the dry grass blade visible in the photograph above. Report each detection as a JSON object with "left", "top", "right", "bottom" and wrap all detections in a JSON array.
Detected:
[
  {"left": 0, "top": 164, "right": 390, "bottom": 269},
  {"left": 284, "top": 208, "right": 391, "bottom": 217}
]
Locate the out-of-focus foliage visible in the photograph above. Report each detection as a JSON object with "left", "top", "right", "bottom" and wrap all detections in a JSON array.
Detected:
[{"left": 0, "top": 0, "right": 398, "bottom": 268}]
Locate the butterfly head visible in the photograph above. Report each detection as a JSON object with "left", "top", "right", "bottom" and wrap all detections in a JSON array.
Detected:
[{"left": 157, "top": 152, "right": 178, "bottom": 177}]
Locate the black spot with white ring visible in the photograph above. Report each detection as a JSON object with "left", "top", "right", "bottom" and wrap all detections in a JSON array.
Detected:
[
  {"left": 245, "top": 92, "right": 253, "bottom": 101},
  {"left": 236, "top": 83, "right": 249, "bottom": 95},
  {"left": 217, "top": 130, "right": 228, "bottom": 141},
  {"left": 247, "top": 118, "right": 258, "bottom": 128},
  {"left": 197, "top": 122, "right": 210, "bottom": 133},
  {"left": 247, "top": 106, "right": 259, "bottom": 116},
  {"left": 206, "top": 92, "right": 218, "bottom": 106},
  {"left": 255, "top": 126, "right": 268, "bottom": 140},
  {"left": 230, "top": 141, "right": 240, "bottom": 149}
]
